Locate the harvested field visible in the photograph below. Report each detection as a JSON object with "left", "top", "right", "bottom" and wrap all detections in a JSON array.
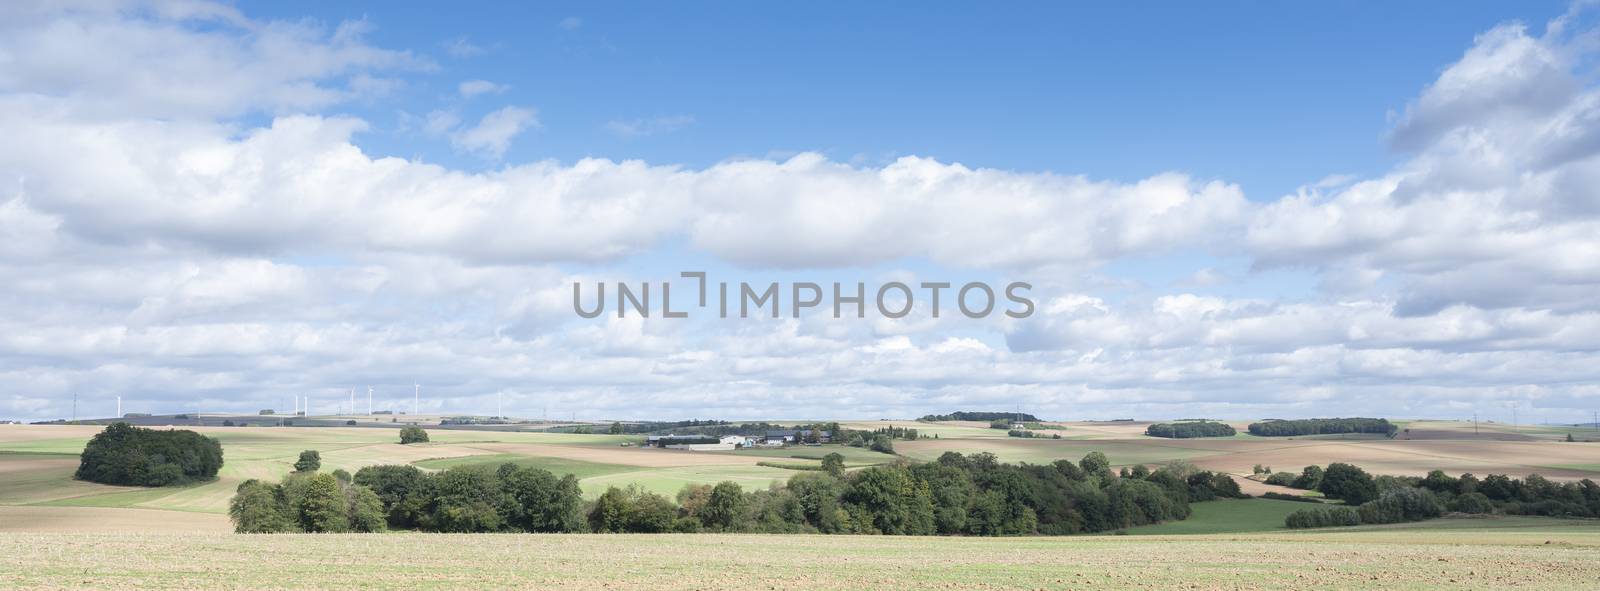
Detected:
[
  {"left": 1, "top": 519, "right": 1596, "bottom": 590},
  {"left": 0, "top": 506, "right": 229, "bottom": 534}
]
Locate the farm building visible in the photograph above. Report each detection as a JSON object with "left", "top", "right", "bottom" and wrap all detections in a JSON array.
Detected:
[{"left": 645, "top": 434, "right": 747, "bottom": 451}]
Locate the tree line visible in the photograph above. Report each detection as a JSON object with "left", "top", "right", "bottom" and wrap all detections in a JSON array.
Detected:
[
  {"left": 1144, "top": 421, "right": 1237, "bottom": 439},
  {"left": 1247, "top": 418, "right": 1397, "bottom": 437},
  {"left": 230, "top": 451, "right": 1247, "bottom": 535},
  {"left": 918, "top": 411, "right": 1040, "bottom": 423},
  {"left": 1280, "top": 462, "right": 1600, "bottom": 528}
]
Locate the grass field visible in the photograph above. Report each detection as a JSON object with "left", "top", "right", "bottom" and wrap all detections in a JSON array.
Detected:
[{"left": 2, "top": 518, "right": 1596, "bottom": 590}]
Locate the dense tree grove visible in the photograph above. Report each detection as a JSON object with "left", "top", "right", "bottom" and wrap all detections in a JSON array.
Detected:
[
  {"left": 1144, "top": 421, "right": 1237, "bottom": 439},
  {"left": 230, "top": 473, "right": 386, "bottom": 533},
  {"left": 233, "top": 452, "right": 1247, "bottom": 536},
  {"left": 919, "top": 411, "right": 1040, "bottom": 423},
  {"left": 1282, "top": 464, "right": 1600, "bottom": 529},
  {"left": 398, "top": 426, "right": 429, "bottom": 444},
  {"left": 1246, "top": 418, "right": 1397, "bottom": 438},
  {"left": 75, "top": 422, "right": 223, "bottom": 486}
]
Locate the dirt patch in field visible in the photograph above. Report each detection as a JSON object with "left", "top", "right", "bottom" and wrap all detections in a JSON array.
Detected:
[
  {"left": 466, "top": 443, "right": 768, "bottom": 468},
  {"left": 0, "top": 506, "right": 230, "bottom": 533}
]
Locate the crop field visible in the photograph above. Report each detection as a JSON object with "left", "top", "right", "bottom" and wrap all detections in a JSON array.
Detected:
[{"left": 2, "top": 517, "right": 1597, "bottom": 590}]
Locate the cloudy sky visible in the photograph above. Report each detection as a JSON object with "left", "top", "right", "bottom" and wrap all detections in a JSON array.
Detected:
[{"left": 3, "top": 1, "right": 1599, "bottom": 423}]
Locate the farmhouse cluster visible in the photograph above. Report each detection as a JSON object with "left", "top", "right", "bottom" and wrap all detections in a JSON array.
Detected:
[{"left": 644, "top": 429, "right": 832, "bottom": 451}]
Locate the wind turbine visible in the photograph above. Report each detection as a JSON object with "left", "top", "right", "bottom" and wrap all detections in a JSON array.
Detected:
[
  {"left": 413, "top": 384, "right": 419, "bottom": 416},
  {"left": 367, "top": 386, "right": 373, "bottom": 415}
]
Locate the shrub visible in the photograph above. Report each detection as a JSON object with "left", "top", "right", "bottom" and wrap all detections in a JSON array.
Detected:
[
  {"left": 1291, "top": 465, "right": 1324, "bottom": 490},
  {"left": 1285, "top": 506, "right": 1360, "bottom": 529},
  {"left": 345, "top": 420, "right": 358, "bottom": 426},
  {"left": 1448, "top": 491, "right": 1494, "bottom": 514},
  {"left": 868, "top": 434, "right": 895, "bottom": 454},
  {"left": 1265, "top": 472, "right": 1297, "bottom": 486},
  {"left": 757, "top": 461, "right": 824, "bottom": 471},
  {"left": 294, "top": 450, "right": 321, "bottom": 472},
  {"left": 1358, "top": 487, "right": 1443, "bottom": 525},
  {"left": 1261, "top": 491, "right": 1323, "bottom": 503},
  {"left": 1187, "top": 472, "right": 1246, "bottom": 501},
  {"left": 399, "top": 426, "right": 430, "bottom": 444},
  {"left": 75, "top": 422, "right": 223, "bottom": 486},
  {"left": 821, "top": 453, "right": 846, "bottom": 478}
]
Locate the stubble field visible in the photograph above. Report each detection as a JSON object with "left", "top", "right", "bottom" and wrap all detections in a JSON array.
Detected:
[{"left": 2, "top": 517, "right": 1597, "bottom": 590}]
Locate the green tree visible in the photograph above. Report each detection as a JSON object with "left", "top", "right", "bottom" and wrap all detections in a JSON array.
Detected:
[
  {"left": 296, "top": 473, "right": 350, "bottom": 532},
  {"left": 1079, "top": 451, "right": 1111, "bottom": 477},
  {"left": 608, "top": 421, "right": 623, "bottom": 434},
  {"left": 294, "top": 450, "right": 321, "bottom": 473},
  {"left": 702, "top": 481, "right": 748, "bottom": 531},
  {"left": 589, "top": 486, "right": 631, "bottom": 533},
  {"left": 229, "top": 479, "right": 295, "bottom": 533},
  {"left": 1291, "top": 465, "right": 1324, "bottom": 490},
  {"left": 868, "top": 434, "right": 896, "bottom": 453},
  {"left": 786, "top": 472, "right": 847, "bottom": 533},
  {"left": 399, "top": 426, "right": 430, "bottom": 444},
  {"left": 353, "top": 465, "right": 424, "bottom": 528},
  {"left": 346, "top": 484, "right": 388, "bottom": 533},
  {"left": 841, "top": 465, "right": 935, "bottom": 535},
  {"left": 500, "top": 464, "right": 585, "bottom": 532},
  {"left": 415, "top": 466, "right": 503, "bottom": 532},
  {"left": 820, "top": 452, "right": 846, "bottom": 478},
  {"left": 1318, "top": 463, "right": 1378, "bottom": 505}
]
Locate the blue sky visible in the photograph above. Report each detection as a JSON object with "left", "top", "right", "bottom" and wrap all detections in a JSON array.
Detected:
[
  {"left": 255, "top": 1, "right": 1567, "bottom": 198},
  {"left": 3, "top": 1, "right": 1600, "bottom": 422}
]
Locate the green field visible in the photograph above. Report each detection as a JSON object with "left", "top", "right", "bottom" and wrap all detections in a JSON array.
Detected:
[
  {"left": 705, "top": 445, "right": 895, "bottom": 465},
  {"left": 412, "top": 454, "right": 640, "bottom": 479}
]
